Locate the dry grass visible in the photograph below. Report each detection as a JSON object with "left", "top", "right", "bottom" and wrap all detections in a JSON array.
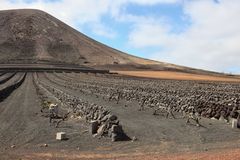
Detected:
[
  {"left": 112, "top": 71, "right": 240, "bottom": 82},
  {"left": 9, "top": 148, "right": 240, "bottom": 160}
]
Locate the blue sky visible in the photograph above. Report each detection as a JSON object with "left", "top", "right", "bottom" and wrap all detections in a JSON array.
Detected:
[{"left": 1, "top": 0, "right": 240, "bottom": 74}]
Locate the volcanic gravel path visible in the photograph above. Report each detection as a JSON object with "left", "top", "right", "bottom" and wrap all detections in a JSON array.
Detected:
[
  {"left": 0, "top": 74, "right": 108, "bottom": 153},
  {"left": 0, "top": 73, "right": 48, "bottom": 150}
]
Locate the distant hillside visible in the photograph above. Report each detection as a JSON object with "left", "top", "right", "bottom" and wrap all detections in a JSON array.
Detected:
[{"left": 0, "top": 9, "right": 232, "bottom": 76}]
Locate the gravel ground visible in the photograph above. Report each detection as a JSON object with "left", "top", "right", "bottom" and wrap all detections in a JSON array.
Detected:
[{"left": 0, "top": 72, "right": 239, "bottom": 160}]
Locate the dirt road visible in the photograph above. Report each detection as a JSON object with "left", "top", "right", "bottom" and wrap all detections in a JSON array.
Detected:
[{"left": 4, "top": 148, "right": 240, "bottom": 160}]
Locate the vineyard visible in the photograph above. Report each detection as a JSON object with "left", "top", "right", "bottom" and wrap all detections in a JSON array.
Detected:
[{"left": 0, "top": 71, "right": 240, "bottom": 159}]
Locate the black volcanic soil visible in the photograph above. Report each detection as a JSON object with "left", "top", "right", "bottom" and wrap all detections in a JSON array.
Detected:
[
  {"left": 0, "top": 8, "right": 239, "bottom": 160},
  {"left": 0, "top": 73, "right": 239, "bottom": 160}
]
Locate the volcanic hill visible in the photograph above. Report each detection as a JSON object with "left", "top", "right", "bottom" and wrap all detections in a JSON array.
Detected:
[
  {"left": 0, "top": 9, "right": 189, "bottom": 70},
  {"left": 0, "top": 8, "right": 238, "bottom": 79}
]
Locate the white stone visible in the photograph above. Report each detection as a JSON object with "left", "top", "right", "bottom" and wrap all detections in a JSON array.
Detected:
[
  {"left": 97, "top": 124, "right": 107, "bottom": 135},
  {"left": 219, "top": 116, "right": 225, "bottom": 122},
  {"left": 232, "top": 119, "right": 238, "bottom": 129},
  {"left": 211, "top": 117, "right": 217, "bottom": 120},
  {"left": 56, "top": 132, "right": 67, "bottom": 140}
]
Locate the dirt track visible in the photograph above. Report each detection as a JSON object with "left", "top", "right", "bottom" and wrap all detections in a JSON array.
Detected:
[
  {"left": 3, "top": 148, "right": 240, "bottom": 160},
  {"left": 0, "top": 73, "right": 50, "bottom": 149},
  {"left": 0, "top": 72, "right": 240, "bottom": 160},
  {"left": 0, "top": 73, "right": 112, "bottom": 152}
]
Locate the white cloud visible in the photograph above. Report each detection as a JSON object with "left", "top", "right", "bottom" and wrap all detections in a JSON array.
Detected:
[
  {"left": 1, "top": 0, "right": 121, "bottom": 39},
  {"left": 128, "top": 0, "right": 240, "bottom": 73},
  {"left": 123, "top": 0, "right": 180, "bottom": 5},
  {"left": 0, "top": 0, "right": 180, "bottom": 39},
  {"left": 0, "top": 0, "right": 180, "bottom": 24},
  {"left": 0, "top": 0, "right": 114, "bottom": 38},
  {"left": 89, "top": 22, "right": 117, "bottom": 39},
  {"left": 128, "top": 20, "right": 173, "bottom": 48}
]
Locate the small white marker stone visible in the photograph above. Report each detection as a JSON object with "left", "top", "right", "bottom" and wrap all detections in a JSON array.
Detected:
[{"left": 56, "top": 132, "right": 67, "bottom": 140}]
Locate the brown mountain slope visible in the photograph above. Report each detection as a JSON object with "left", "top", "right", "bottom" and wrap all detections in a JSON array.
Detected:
[
  {"left": 0, "top": 9, "right": 190, "bottom": 70},
  {"left": 0, "top": 10, "right": 164, "bottom": 66},
  {"left": 0, "top": 9, "right": 235, "bottom": 77}
]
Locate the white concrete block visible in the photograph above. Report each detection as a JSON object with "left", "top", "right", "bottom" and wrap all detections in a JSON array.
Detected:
[{"left": 56, "top": 132, "right": 67, "bottom": 140}]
